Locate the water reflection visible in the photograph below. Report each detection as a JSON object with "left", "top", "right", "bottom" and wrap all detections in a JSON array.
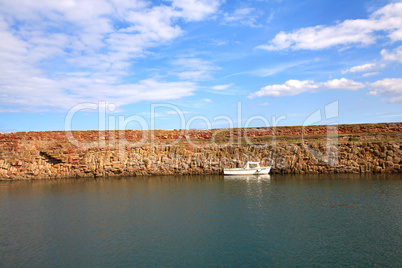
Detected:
[
  {"left": 0, "top": 174, "right": 401, "bottom": 267},
  {"left": 224, "top": 175, "right": 271, "bottom": 182}
]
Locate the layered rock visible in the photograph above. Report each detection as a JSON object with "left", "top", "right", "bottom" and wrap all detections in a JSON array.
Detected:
[{"left": 0, "top": 123, "right": 401, "bottom": 179}]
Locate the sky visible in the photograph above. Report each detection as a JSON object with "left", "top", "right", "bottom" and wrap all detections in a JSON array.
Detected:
[{"left": 0, "top": 0, "right": 402, "bottom": 132}]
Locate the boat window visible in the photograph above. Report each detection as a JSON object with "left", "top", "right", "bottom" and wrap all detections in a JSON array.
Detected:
[{"left": 249, "top": 163, "right": 258, "bottom": 168}]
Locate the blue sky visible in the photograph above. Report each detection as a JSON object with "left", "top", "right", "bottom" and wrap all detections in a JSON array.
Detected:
[{"left": 0, "top": 0, "right": 401, "bottom": 132}]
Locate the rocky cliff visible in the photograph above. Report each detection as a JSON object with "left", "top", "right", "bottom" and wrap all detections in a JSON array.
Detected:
[{"left": 0, "top": 123, "right": 401, "bottom": 179}]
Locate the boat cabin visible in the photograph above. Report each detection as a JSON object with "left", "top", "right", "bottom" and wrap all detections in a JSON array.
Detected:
[{"left": 244, "top": 162, "right": 261, "bottom": 169}]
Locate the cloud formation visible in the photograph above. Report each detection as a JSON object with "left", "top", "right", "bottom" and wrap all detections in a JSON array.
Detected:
[
  {"left": 171, "top": 58, "right": 220, "bottom": 81},
  {"left": 362, "top": 72, "right": 380, "bottom": 77},
  {"left": 257, "top": 2, "right": 402, "bottom": 51},
  {"left": 249, "top": 78, "right": 365, "bottom": 98},
  {"left": 222, "top": 7, "right": 260, "bottom": 27},
  {"left": 0, "top": 0, "right": 221, "bottom": 112},
  {"left": 173, "top": 0, "right": 222, "bottom": 21},
  {"left": 381, "top": 46, "right": 402, "bottom": 63},
  {"left": 250, "top": 77, "right": 402, "bottom": 103},
  {"left": 342, "top": 63, "right": 378, "bottom": 74},
  {"left": 211, "top": 83, "right": 234, "bottom": 90},
  {"left": 369, "top": 78, "right": 402, "bottom": 103}
]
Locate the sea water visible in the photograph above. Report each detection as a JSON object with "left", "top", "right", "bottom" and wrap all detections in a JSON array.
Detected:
[{"left": 0, "top": 174, "right": 401, "bottom": 267}]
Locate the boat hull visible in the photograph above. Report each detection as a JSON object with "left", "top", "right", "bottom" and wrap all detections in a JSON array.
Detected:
[
  {"left": 224, "top": 175, "right": 271, "bottom": 180},
  {"left": 223, "top": 167, "right": 271, "bottom": 175}
]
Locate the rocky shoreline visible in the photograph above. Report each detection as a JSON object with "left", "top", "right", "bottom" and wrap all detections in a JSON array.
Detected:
[{"left": 0, "top": 123, "right": 401, "bottom": 180}]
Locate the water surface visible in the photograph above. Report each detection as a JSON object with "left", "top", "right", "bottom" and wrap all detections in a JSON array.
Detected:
[{"left": 1, "top": 174, "right": 401, "bottom": 267}]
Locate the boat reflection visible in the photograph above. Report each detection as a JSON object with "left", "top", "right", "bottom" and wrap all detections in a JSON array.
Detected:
[{"left": 224, "top": 175, "right": 271, "bottom": 181}]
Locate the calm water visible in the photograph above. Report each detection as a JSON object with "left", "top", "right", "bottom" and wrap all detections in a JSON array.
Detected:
[{"left": 0, "top": 174, "right": 401, "bottom": 267}]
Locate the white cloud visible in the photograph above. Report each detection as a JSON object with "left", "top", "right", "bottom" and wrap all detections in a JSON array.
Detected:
[
  {"left": 362, "top": 72, "right": 380, "bottom": 77},
  {"left": 381, "top": 46, "right": 402, "bottom": 63},
  {"left": 0, "top": 0, "right": 221, "bottom": 112},
  {"left": 249, "top": 78, "right": 364, "bottom": 98},
  {"left": 172, "top": 58, "right": 220, "bottom": 81},
  {"left": 249, "top": 80, "right": 319, "bottom": 98},
  {"left": 0, "top": 64, "right": 197, "bottom": 111},
  {"left": 256, "top": 2, "right": 402, "bottom": 51},
  {"left": 323, "top": 78, "right": 365, "bottom": 90},
  {"left": 222, "top": 7, "right": 260, "bottom": 27},
  {"left": 172, "top": 0, "right": 221, "bottom": 21},
  {"left": 368, "top": 78, "right": 402, "bottom": 103},
  {"left": 211, "top": 83, "right": 234, "bottom": 90},
  {"left": 342, "top": 63, "right": 377, "bottom": 74},
  {"left": 251, "top": 77, "right": 402, "bottom": 103}
]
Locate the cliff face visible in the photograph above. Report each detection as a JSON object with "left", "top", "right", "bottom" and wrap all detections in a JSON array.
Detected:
[{"left": 0, "top": 123, "right": 401, "bottom": 179}]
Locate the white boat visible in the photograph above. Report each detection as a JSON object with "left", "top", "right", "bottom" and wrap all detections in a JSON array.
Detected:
[
  {"left": 224, "top": 161, "right": 271, "bottom": 175},
  {"left": 224, "top": 175, "right": 271, "bottom": 181}
]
